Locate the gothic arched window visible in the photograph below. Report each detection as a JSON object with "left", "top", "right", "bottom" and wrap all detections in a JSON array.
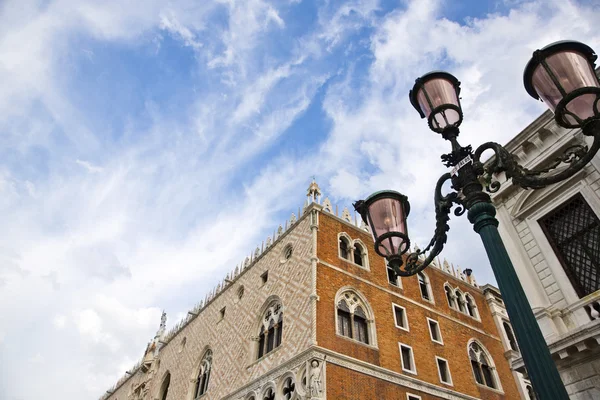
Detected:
[
  {"left": 353, "top": 242, "right": 366, "bottom": 267},
  {"left": 262, "top": 387, "right": 275, "bottom": 400},
  {"left": 444, "top": 284, "right": 456, "bottom": 309},
  {"left": 503, "top": 321, "right": 519, "bottom": 352},
  {"left": 339, "top": 236, "right": 351, "bottom": 260},
  {"left": 465, "top": 294, "right": 478, "bottom": 318},
  {"left": 336, "top": 290, "right": 374, "bottom": 345},
  {"left": 194, "top": 350, "right": 212, "bottom": 398},
  {"left": 418, "top": 272, "right": 433, "bottom": 301},
  {"left": 282, "top": 377, "right": 296, "bottom": 400},
  {"left": 469, "top": 342, "right": 498, "bottom": 389},
  {"left": 455, "top": 290, "right": 466, "bottom": 313},
  {"left": 159, "top": 372, "right": 170, "bottom": 400},
  {"left": 257, "top": 300, "right": 283, "bottom": 359}
]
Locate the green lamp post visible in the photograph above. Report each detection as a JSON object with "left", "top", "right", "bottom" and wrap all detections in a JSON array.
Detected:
[{"left": 354, "top": 40, "right": 600, "bottom": 400}]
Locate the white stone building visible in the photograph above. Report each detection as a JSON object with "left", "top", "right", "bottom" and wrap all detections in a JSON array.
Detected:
[{"left": 489, "top": 107, "right": 600, "bottom": 399}]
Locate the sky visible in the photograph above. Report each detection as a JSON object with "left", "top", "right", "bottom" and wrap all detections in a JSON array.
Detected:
[{"left": 0, "top": 0, "right": 599, "bottom": 398}]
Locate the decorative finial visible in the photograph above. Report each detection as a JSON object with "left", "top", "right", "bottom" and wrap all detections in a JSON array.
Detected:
[{"left": 307, "top": 178, "right": 322, "bottom": 203}]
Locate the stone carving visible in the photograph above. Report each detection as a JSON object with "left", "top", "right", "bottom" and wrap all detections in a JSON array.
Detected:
[
  {"left": 308, "top": 359, "right": 324, "bottom": 398},
  {"left": 255, "top": 247, "right": 260, "bottom": 258},
  {"left": 244, "top": 257, "right": 250, "bottom": 268},
  {"left": 266, "top": 236, "right": 272, "bottom": 247},
  {"left": 290, "top": 213, "right": 296, "bottom": 224},
  {"left": 277, "top": 225, "right": 283, "bottom": 237}
]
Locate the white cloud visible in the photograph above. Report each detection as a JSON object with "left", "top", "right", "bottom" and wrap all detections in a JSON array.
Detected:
[
  {"left": 1, "top": 1, "right": 599, "bottom": 399},
  {"left": 53, "top": 314, "right": 67, "bottom": 329}
]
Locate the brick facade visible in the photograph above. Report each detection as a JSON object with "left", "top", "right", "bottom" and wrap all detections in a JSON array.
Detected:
[
  {"left": 316, "top": 212, "right": 520, "bottom": 400},
  {"left": 100, "top": 198, "right": 524, "bottom": 400}
]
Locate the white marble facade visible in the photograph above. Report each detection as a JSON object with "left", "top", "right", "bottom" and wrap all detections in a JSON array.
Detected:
[{"left": 488, "top": 109, "right": 600, "bottom": 399}]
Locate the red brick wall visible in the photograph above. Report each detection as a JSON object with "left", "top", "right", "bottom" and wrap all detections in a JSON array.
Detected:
[
  {"left": 316, "top": 212, "right": 519, "bottom": 399},
  {"left": 326, "top": 363, "right": 432, "bottom": 400}
]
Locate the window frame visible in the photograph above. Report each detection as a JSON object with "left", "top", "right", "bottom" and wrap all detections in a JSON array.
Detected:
[
  {"left": 417, "top": 272, "right": 434, "bottom": 303},
  {"left": 338, "top": 233, "right": 370, "bottom": 270},
  {"left": 406, "top": 394, "right": 422, "bottom": 400},
  {"left": 387, "top": 261, "right": 403, "bottom": 288},
  {"left": 392, "top": 303, "right": 409, "bottom": 331},
  {"left": 338, "top": 233, "right": 352, "bottom": 261},
  {"left": 538, "top": 193, "right": 600, "bottom": 298},
  {"left": 398, "top": 342, "right": 417, "bottom": 375},
  {"left": 256, "top": 299, "right": 283, "bottom": 360},
  {"left": 426, "top": 317, "right": 443, "bottom": 345},
  {"left": 260, "top": 271, "right": 269, "bottom": 285},
  {"left": 435, "top": 356, "right": 453, "bottom": 386},
  {"left": 468, "top": 340, "right": 503, "bottom": 392},
  {"left": 335, "top": 288, "right": 377, "bottom": 347}
]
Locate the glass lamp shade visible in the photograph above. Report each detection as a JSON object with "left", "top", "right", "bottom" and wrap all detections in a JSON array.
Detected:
[
  {"left": 355, "top": 191, "right": 411, "bottom": 259},
  {"left": 409, "top": 71, "right": 463, "bottom": 133},
  {"left": 524, "top": 41, "right": 599, "bottom": 128}
]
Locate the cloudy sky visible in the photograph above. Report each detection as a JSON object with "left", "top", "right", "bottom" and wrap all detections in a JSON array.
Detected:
[{"left": 0, "top": 0, "right": 599, "bottom": 398}]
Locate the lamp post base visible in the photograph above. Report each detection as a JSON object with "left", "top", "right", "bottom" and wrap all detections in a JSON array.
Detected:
[{"left": 468, "top": 201, "right": 569, "bottom": 400}]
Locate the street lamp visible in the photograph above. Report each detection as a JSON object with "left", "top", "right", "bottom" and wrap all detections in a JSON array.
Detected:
[{"left": 354, "top": 40, "right": 600, "bottom": 400}]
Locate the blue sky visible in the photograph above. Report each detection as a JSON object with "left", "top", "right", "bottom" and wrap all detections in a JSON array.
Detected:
[{"left": 1, "top": 0, "right": 599, "bottom": 398}]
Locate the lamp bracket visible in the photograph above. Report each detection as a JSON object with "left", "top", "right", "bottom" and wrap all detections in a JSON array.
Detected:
[
  {"left": 399, "top": 173, "right": 465, "bottom": 276},
  {"left": 474, "top": 120, "right": 600, "bottom": 191}
]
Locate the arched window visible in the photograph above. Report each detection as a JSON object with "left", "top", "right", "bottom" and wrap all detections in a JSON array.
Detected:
[
  {"left": 469, "top": 342, "right": 498, "bottom": 389},
  {"left": 465, "top": 294, "right": 478, "bottom": 318},
  {"left": 353, "top": 243, "right": 365, "bottom": 266},
  {"left": 339, "top": 236, "right": 350, "bottom": 260},
  {"left": 257, "top": 300, "right": 283, "bottom": 359},
  {"left": 263, "top": 387, "right": 275, "bottom": 400},
  {"left": 418, "top": 272, "right": 433, "bottom": 301},
  {"left": 455, "top": 290, "right": 466, "bottom": 313},
  {"left": 503, "top": 321, "right": 519, "bottom": 352},
  {"left": 281, "top": 376, "right": 296, "bottom": 400},
  {"left": 444, "top": 285, "right": 456, "bottom": 309},
  {"left": 336, "top": 290, "right": 374, "bottom": 345},
  {"left": 159, "top": 372, "right": 171, "bottom": 400},
  {"left": 194, "top": 350, "right": 212, "bottom": 398}
]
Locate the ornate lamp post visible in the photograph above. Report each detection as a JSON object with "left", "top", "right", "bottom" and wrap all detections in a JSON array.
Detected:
[{"left": 354, "top": 40, "right": 600, "bottom": 400}]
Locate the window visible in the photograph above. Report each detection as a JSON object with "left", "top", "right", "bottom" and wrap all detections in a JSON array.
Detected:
[
  {"left": 257, "top": 300, "right": 283, "bottom": 359},
  {"left": 339, "top": 236, "right": 351, "bottom": 260},
  {"left": 417, "top": 272, "right": 432, "bottom": 302},
  {"left": 237, "top": 286, "right": 245, "bottom": 300},
  {"left": 387, "top": 264, "right": 401, "bottom": 287},
  {"left": 392, "top": 304, "right": 409, "bottom": 331},
  {"left": 194, "top": 349, "right": 212, "bottom": 398},
  {"left": 282, "top": 376, "right": 296, "bottom": 400},
  {"left": 445, "top": 285, "right": 455, "bottom": 308},
  {"left": 159, "top": 372, "right": 171, "bottom": 400},
  {"left": 436, "top": 357, "right": 453, "bottom": 385},
  {"left": 455, "top": 290, "right": 466, "bottom": 313},
  {"left": 466, "top": 295, "right": 478, "bottom": 318},
  {"left": 353, "top": 243, "right": 365, "bottom": 266},
  {"left": 261, "top": 271, "right": 269, "bottom": 285},
  {"left": 399, "top": 343, "right": 416, "bottom": 374},
  {"left": 336, "top": 289, "right": 374, "bottom": 345},
  {"left": 427, "top": 318, "right": 443, "bottom": 344},
  {"left": 469, "top": 342, "right": 498, "bottom": 389},
  {"left": 539, "top": 194, "right": 600, "bottom": 297},
  {"left": 262, "top": 387, "right": 275, "bottom": 400},
  {"left": 219, "top": 307, "right": 226, "bottom": 320},
  {"left": 503, "top": 321, "right": 519, "bottom": 352},
  {"left": 283, "top": 244, "right": 293, "bottom": 261},
  {"left": 406, "top": 395, "right": 421, "bottom": 400}
]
